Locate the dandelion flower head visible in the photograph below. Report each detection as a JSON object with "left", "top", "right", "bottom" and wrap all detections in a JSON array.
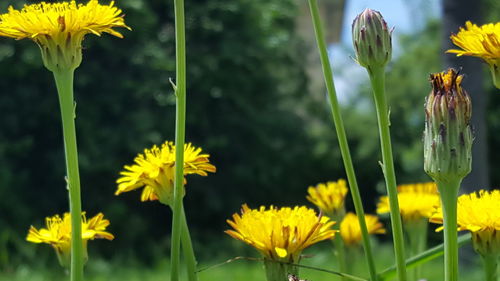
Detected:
[
  {"left": 306, "top": 179, "right": 348, "bottom": 215},
  {"left": 116, "top": 141, "right": 216, "bottom": 206},
  {"left": 447, "top": 21, "right": 500, "bottom": 88},
  {"left": 340, "top": 212, "right": 385, "bottom": 246},
  {"left": 447, "top": 21, "right": 500, "bottom": 64},
  {"left": 0, "top": 0, "right": 130, "bottom": 71},
  {"left": 225, "top": 204, "right": 336, "bottom": 262},
  {"left": 27, "top": 212, "right": 113, "bottom": 266},
  {"left": 430, "top": 189, "right": 500, "bottom": 256},
  {"left": 377, "top": 182, "right": 440, "bottom": 222}
]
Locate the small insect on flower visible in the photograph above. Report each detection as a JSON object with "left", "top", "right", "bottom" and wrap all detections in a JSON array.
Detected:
[
  {"left": 226, "top": 204, "right": 336, "bottom": 280},
  {"left": 288, "top": 274, "right": 309, "bottom": 281}
]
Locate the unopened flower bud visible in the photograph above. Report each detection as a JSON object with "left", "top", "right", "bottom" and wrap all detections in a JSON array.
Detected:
[
  {"left": 424, "top": 69, "right": 472, "bottom": 183},
  {"left": 352, "top": 8, "right": 392, "bottom": 70}
]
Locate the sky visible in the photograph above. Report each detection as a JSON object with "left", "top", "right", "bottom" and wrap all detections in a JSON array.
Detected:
[{"left": 330, "top": 0, "right": 442, "bottom": 102}]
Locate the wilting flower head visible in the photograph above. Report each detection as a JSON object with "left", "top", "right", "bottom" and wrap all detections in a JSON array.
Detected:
[
  {"left": 424, "top": 69, "right": 472, "bottom": 183},
  {"left": 27, "top": 212, "right": 114, "bottom": 268},
  {"left": 430, "top": 190, "right": 500, "bottom": 257},
  {"left": 306, "top": 179, "right": 348, "bottom": 216},
  {"left": 225, "top": 204, "right": 336, "bottom": 263},
  {"left": 116, "top": 141, "right": 216, "bottom": 206},
  {"left": 352, "top": 8, "right": 392, "bottom": 70},
  {"left": 446, "top": 21, "right": 500, "bottom": 89},
  {"left": 0, "top": 0, "right": 130, "bottom": 72},
  {"left": 377, "top": 182, "right": 440, "bottom": 222},
  {"left": 340, "top": 212, "right": 385, "bottom": 247}
]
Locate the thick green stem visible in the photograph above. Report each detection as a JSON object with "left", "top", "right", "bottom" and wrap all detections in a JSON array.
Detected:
[
  {"left": 332, "top": 213, "right": 347, "bottom": 281},
  {"left": 306, "top": 1, "right": 378, "bottom": 280},
  {"left": 368, "top": 67, "right": 407, "bottom": 281},
  {"left": 405, "top": 219, "right": 428, "bottom": 281},
  {"left": 170, "top": 0, "right": 186, "bottom": 279},
  {"left": 437, "top": 180, "right": 461, "bottom": 281},
  {"left": 482, "top": 254, "right": 498, "bottom": 281},
  {"left": 264, "top": 259, "right": 298, "bottom": 281},
  {"left": 180, "top": 205, "right": 198, "bottom": 281},
  {"left": 53, "top": 70, "right": 84, "bottom": 281}
]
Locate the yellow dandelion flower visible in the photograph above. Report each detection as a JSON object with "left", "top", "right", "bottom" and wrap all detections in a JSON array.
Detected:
[
  {"left": 446, "top": 21, "right": 500, "bottom": 88},
  {"left": 27, "top": 212, "right": 114, "bottom": 267},
  {"left": 0, "top": 0, "right": 130, "bottom": 71},
  {"left": 430, "top": 190, "right": 500, "bottom": 256},
  {"left": 306, "top": 179, "right": 348, "bottom": 216},
  {"left": 116, "top": 141, "right": 216, "bottom": 206},
  {"left": 377, "top": 182, "right": 440, "bottom": 222},
  {"left": 225, "top": 204, "right": 336, "bottom": 262},
  {"left": 340, "top": 212, "right": 385, "bottom": 247}
]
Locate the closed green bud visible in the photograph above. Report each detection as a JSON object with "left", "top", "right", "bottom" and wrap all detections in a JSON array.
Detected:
[
  {"left": 352, "top": 8, "right": 392, "bottom": 70},
  {"left": 424, "top": 69, "right": 472, "bottom": 183}
]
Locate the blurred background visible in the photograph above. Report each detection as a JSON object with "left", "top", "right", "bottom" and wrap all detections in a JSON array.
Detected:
[{"left": 0, "top": 0, "right": 499, "bottom": 279}]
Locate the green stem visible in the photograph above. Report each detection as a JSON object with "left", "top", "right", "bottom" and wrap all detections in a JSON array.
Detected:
[
  {"left": 482, "top": 254, "right": 498, "bottom": 281},
  {"left": 437, "top": 180, "right": 461, "bottom": 281},
  {"left": 405, "top": 219, "right": 428, "bottom": 281},
  {"left": 180, "top": 205, "right": 198, "bottom": 281},
  {"left": 170, "top": 0, "right": 186, "bottom": 278},
  {"left": 332, "top": 213, "right": 347, "bottom": 281},
  {"left": 368, "top": 66, "right": 407, "bottom": 281},
  {"left": 53, "top": 70, "right": 84, "bottom": 281},
  {"left": 306, "top": 1, "right": 378, "bottom": 280},
  {"left": 378, "top": 233, "right": 471, "bottom": 281}
]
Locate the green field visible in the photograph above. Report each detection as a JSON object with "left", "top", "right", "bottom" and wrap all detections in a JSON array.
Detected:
[{"left": 0, "top": 243, "right": 483, "bottom": 281}]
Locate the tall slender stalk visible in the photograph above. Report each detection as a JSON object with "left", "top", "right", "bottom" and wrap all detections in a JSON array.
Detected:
[
  {"left": 332, "top": 213, "right": 347, "bottom": 281},
  {"left": 170, "top": 0, "right": 187, "bottom": 278},
  {"left": 307, "top": 1, "right": 378, "bottom": 280},
  {"left": 180, "top": 206, "right": 198, "bottom": 281},
  {"left": 53, "top": 70, "right": 84, "bottom": 281},
  {"left": 368, "top": 67, "right": 407, "bottom": 281},
  {"left": 436, "top": 180, "right": 461, "bottom": 281},
  {"left": 405, "top": 219, "right": 428, "bottom": 281}
]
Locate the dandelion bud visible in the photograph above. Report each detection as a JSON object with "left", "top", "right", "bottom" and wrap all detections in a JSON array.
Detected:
[
  {"left": 424, "top": 69, "right": 472, "bottom": 183},
  {"left": 352, "top": 8, "right": 392, "bottom": 70}
]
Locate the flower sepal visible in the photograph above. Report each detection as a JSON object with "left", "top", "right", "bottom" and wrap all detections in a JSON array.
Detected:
[
  {"left": 352, "top": 8, "right": 392, "bottom": 71},
  {"left": 424, "top": 69, "right": 472, "bottom": 183}
]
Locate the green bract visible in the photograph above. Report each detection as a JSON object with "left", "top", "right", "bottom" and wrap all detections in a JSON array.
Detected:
[
  {"left": 352, "top": 8, "right": 392, "bottom": 70},
  {"left": 424, "top": 69, "right": 473, "bottom": 183}
]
